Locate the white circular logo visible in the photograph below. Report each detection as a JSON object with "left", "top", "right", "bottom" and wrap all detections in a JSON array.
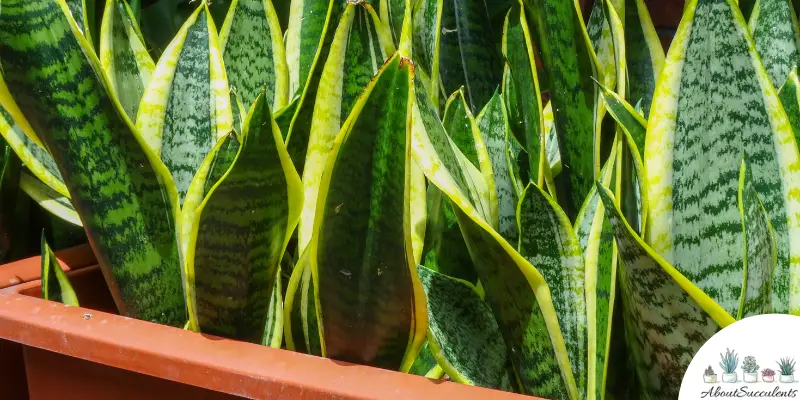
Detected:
[{"left": 680, "top": 314, "right": 800, "bottom": 399}]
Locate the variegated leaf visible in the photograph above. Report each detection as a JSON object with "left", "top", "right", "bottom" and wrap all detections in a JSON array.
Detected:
[
  {"left": 749, "top": 0, "right": 800, "bottom": 89},
  {"left": 779, "top": 67, "right": 800, "bottom": 145},
  {"left": 624, "top": 0, "right": 664, "bottom": 117},
  {"left": 311, "top": 54, "right": 426, "bottom": 371},
  {"left": 220, "top": 0, "right": 289, "bottom": 109},
  {"left": 477, "top": 92, "right": 519, "bottom": 244},
  {"left": 417, "top": 265, "right": 509, "bottom": 390},
  {"left": 299, "top": 2, "right": 394, "bottom": 251},
  {"left": 20, "top": 172, "right": 81, "bottom": 227},
  {"left": 380, "top": 0, "right": 405, "bottom": 45},
  {"left": 99, "top": 0, "right": 155, "bottom": 121},
  {"left": 186, "top": 92, "right": 302, "bottom": 343},
  {"left": 438, "top": 0, "right": 503, "bottom": 112},
  {"left": 520, "top": 0, "right": 599, "bottom": 219},
  {"left": 645, "top": 0, "right": 800, "bottom": 315},
  {"left": 41, "top": 235, "right": 79, "bottom": 306},
  {"left": 518, "top": 182, "right": 587, "bottom": 399},
  {"left": 411, "top": 0, "right": 443, "bottom": 108},
  {"left": 738, "top": 155, "right": 776, "bottom": 317},
  {"left": 136, "top": 4, "right": 233, "bottom": 204},
  {"left": 597, "top": 183, "right": 735, "bottom": 398},
  {"left": 574, "top": 147, "right": 618, "bottom": 400},
  {"left": 262, "top": 264, "right": 285, "bottom": 348}
]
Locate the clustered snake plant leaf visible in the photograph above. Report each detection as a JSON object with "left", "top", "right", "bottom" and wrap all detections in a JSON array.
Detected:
[{"left": 3, "top": 0, "right": 800, "bottom": 398}]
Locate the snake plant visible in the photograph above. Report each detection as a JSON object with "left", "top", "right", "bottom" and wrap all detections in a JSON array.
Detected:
[{"left": 3, "top": 0, "right": 800, "bottom": 399}]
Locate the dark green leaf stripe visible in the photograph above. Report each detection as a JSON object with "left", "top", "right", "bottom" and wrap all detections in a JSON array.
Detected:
[
  {"left": 738, "top": 156, "right": 776, "bottom": 318},
  {"left": 231, "top": 90, "right": 246, "bottom": 133},
  {"left": 411, "top": 0, "right": 443, "bottom": 107},
  {"left": 0, "top": 0, "right": 186, "bottom": 326},
  {"left": 220, "top": 0, "right": 289, "bottom": 109},
  {"left": 597, "top": 183, "right": 735, "bottom": 398},
  {"left": 502, "top": 6, "right": 546, "bottom": 188},
  {"left": 300, "top": 2, "right": 394, "bottom": 251},
  {"left": 20, "top": 171, "right": 82, "bottom": 227},
  {"left": 574, "top": 149, "right": 617, "bottom": 400},
  {"left": 0, "top": 96, "right": 68, "bottom": 198},
  {"left": 421, "top": 184, "right": 478, "bottom": 283},
  {"left": 99, "top": 0, "right": 155, "bottom": 121},
  {"left": 137, "top": 6, "right": 233, "bottom": 205},
  {"left": 186, "top": 92, "right": 302, "bottom": 343},
  {"left": 520, "top": 0, "right": 598, "bottom": 220},
  {"left": 779, "top": 67, "right": 800, "bottom": 145},
  {"left": 41, "top": 235, "right": 79, "bottom": 306},
  {"left": 478, "top": 92, "right": 519, "bottom": 244},
  {"left": 749, "top": 0, "right": 800, "bottom": 90},
  {"left": 417, "top": 265, "right": 509, "bottom": 389},
  {"left": 624, "top": 0, "right": 665, "bottom": 117},
  {"left": 312, "top": 54, "right": 426, "bottom": 371},
  {"left": 518, "top": 182, "right": 587, "bottom": 399},
  {"left": 438, "top": 0, "right": 503, "bottom": 112},
  {"left": 645, "top": 0, "right": 800, "bottom": 315}
]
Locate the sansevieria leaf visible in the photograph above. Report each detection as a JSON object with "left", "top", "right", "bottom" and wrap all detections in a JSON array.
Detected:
[
  {"left": 412, "top": 73, "right": 578, "bottom": 400},
  {"left": 598, "top": 83, "right": 646, "bottom": 157},
  {"left": 0, "top": 138, "right": 21, "bottom": 262},
  {"left": 574, "top": 147, "right": 618, "bottom": 400},
  {"left": 597, "top": 183, "right": 735, "bottom": 398},
  {"left": 749, "top": 0, "right": 800, "bottom": 89},
  {"left": 417, "top": 265, "right": 509, "bottom": 390},
  {"left": 284, "top": 0, "right": 345, "bottom": 174},
  {"left": 586, "top": 0, "right": 617, "bottom": 92},
  {"left": 66, "top": 0, "right": 97, "bottom": 49},
  {"left": 0, "top": 78, "right": 69, "bottom": 198},
  {"left": 737, "top": 155, "right": 776, "bottom": 317},
  {"left": 411, "top": 0, "right": 443, "bottom": 108},
  {"left": 624, "top": 0, "right": 664, "bottom": 116},
  {"left": 477, "top": 92, "right": 519, "bottom": 244},
  {"left": 99, "top": 0, "right": 155, "bottom": 120},
  {"left": 520, "top": 0, "right": 599, "bottom": 219},
  {"left": 262, "top": 265, "right": 285, "bottom": 348},
  {"left": 442, "top": 89, "right": 498, "bottom": 227},
  {"left": 284, "top": 249, "right": 323, "bottom": 355},
  {"left": 779, "top": 67, "right": 800, "bottom": 144},
  {"left": 41, "top": 235, "right": 79, "bottom": 307},
  {"left": 380, "top": 0, "right": 405, "bottom": 45},
  {"left": 220, "top": 0, "right": 289, "bottom": 109},
  {"left": 645, "top": 0, "right": 800, "bottom": 315},
  {"left": 311, "top": 53, "right": 426, "bottom": 371},
  {"left": 438, "top": 0, "right": 503, "bottom": 112},
  {"left": 186, "top": 92, "right": 302, "bottom": 343},
  {"left": 20, "top": 172, "right": 82, "bottom": 227},
  {"left": 502, "top": 6, "right": 545, "bottom": 187},
  {"left": 0, "top": 0, "right": 186, "bottom": 326},
  {"left": 518, "top": 182, "right": 588, "bottom": 399},
  {"left": 137, "top": 3, "right": 233, "bottom": 204},
  {"left": 299, "top": 1, "right": 394, "bottom": 251}
]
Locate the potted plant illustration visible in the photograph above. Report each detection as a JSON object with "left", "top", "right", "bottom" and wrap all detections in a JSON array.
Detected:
[
  {"left": 743, "top": 356, "right": 759, "bottom": 383},
  {"left": 720, "top": 349, "right": 739, "bottom": 383},
  {"left": 704, "top": 366, "right": 718, "bottom": 383},
  {"left": 762, "top": 368, "right": 776, "bottom": 383},
  {"left": 778, "top": 358, "right": 796, "bottom": 383}
]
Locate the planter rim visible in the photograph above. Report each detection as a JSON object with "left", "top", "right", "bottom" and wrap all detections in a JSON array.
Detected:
[
  {"left": 0, "top": 243, "right": 94, "bottom": 289},
  {"left": 0, "top": 262, "right": 532, "bottom": 400}
]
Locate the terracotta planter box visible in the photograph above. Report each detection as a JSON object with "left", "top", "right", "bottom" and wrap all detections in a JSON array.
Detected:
[{"left": 0, "top": 253, "right": 534, "bottom": 400}]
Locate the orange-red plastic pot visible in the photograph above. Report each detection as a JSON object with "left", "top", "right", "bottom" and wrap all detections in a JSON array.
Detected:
[{"left": 0, "top": 254, "right": 536, "bottom": 400}]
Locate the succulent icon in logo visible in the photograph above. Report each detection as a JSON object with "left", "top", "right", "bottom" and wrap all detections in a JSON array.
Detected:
[
  {"left": 720, "top": 348, "right": 739, "bottom": 383},
  {"left": 742, "top": 356, "right": 759, "bottom": 383},
  {"left": 762, "top": 368, "right": 776, "bottom": 383},
  {"left": 778, "top": 358, "right": 796, "bottom": 383},
  {"left": 704, "top": 365, "right": 717, "bottom": 383}
]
